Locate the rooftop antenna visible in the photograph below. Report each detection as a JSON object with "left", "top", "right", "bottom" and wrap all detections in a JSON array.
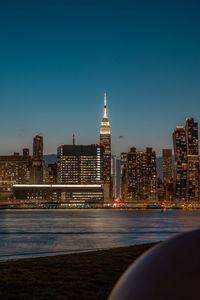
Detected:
[
  {"left": 104, "top": 92, "right": 107, "bottom": 107},
  {"left": 103, "top": 92, "right": 107, "bottom": 118},
  {"left": 72, "top": 134, "right": 75, "bottom": 145}
]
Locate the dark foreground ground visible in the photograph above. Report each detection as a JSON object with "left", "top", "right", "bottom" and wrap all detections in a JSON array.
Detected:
[{"left": 0, "top": 243, "right": 156, "bottom": 300}]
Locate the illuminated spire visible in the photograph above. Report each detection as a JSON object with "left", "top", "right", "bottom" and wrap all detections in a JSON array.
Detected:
[
  {"left": 103, "top": 92, "right": 107, "bottom": 118},
  {"left": 100, "top": 92, "right": 110, "bottom": 135},
  {"left": 104, "top": 92, "right": 107, "bottom": 106}
]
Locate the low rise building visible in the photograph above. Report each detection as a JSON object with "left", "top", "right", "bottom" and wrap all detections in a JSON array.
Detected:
[
  {"left": 13, "top": 184, "right": 108, "bottom": 207},
  {"left": 0, "top": 152, "right": 31, "bottom": 200}
]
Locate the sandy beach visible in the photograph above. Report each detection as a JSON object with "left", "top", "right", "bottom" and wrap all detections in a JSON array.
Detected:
[{"left": 0, "top": 243, "right": 156, "bottom": 300}]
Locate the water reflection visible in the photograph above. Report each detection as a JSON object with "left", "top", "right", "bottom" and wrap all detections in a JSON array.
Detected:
[{"left": 0, "top": 209, "right": 200, "bottom": 260}]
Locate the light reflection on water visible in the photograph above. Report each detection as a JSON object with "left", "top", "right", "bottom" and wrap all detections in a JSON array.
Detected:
[{"left": 0, "top": 209, "right": 200, "bottom": 260}]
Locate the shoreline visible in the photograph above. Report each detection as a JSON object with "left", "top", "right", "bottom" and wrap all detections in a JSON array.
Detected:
[
  {"left": 0, "top": 242, "right": 157, "bottom": 299},
  {"left": 0, "top": 206, "right": 199, "bottom": 210},
  {"left": 0, "top": 246, "right": 116, "bottom": 262}
]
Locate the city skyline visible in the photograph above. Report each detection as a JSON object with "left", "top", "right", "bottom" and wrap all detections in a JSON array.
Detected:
[
  {"left": 1, "top": 1, "right": 200, "bottom": 155},
  {"left": 0, "top": 92, "right": 198, "bottom": 158},
  {"left": 0, "top": 97, "right": 199, "bottom": 158},
  {"left": 1, "top": 3, "right": 200, "bottom": 299}
]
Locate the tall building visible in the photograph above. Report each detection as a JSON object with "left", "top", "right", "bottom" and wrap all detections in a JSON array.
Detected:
[
  {"left": 56, "top": 144, "right": 106, "bottom": 206},
  {"left": 173, "top": 118, "right": 199, "bottom": 201},
  {"left": 173, "top": 126, "right": 187, "bottom": 200},
  {"left": 145, "top": 147, "right": 157, "bottom": 199},
  {"left": 162, "top": 149, "right": 173, "bottom": 200},
  {"left": 126, "top": 147, "right": 137, "bottom": 201},
  {"left": 111, "top": 155, "right": 117, "bottom": 198},
  {"left": 121, "top": 147, "right": 157, "bottom": 205},
  {"left": 100, "top": 93, "right": 111, "bottom": 184},
  {"left": 136, "top": 150, "right": 148, "bottom": 200},
  {"left": 33, "top": 135, "right": 43, "bottom": 161},
  {"left": 120, "top": 152, "right": 127, "bottom": 200},
  {"left": 57, "top": 144, "right": 104, "bottom": 184},
  {"left": 30, "top": 135, "right": 44, "bottom": 184},
  {"left": 111, "top": 155, "right": 122, "bottom": 198},
  {"left": 162, "top": 149, "right": 173, "bottom": 184},
  {"left": 185, "top": 118, "right": 199, "bottom": 200},
  {"left": 136, "top": 148, "right": 157, "bottom": 201}
]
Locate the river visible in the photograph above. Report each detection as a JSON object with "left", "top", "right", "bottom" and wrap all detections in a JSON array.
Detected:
[{"left": 0, "top": 209, "right": 200, "bottom": 260}]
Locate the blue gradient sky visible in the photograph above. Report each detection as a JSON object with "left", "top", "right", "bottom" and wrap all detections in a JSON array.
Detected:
[{"left": 0, "top": 0, "right": 200, "bottom": 156}]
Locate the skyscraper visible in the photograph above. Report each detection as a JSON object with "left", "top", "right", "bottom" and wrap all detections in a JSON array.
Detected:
[
  {"left": 145, "top": 147, "right": 157, "bottom": 199},
  {"left": 162, "top": 149, "right": 173, "bottom": 184},
  {"left": 173, "top": 126, "right": 187, "bottom": 200},
  {"left": 121, "top": 147, "right": 157, "bottom": 205},
  {"left": 100, "top": 93, "right": 111, "bottom": 184},
  {"left": 185, "top": 118, "right": 199, "bottom": 200},
  {"left": 30, "top": 135, "right": 44, "bottom": 184},
  {"left": 120, "top": 152, "right": 127, "bottom": 200},
  {"left": 173, "top": 119, "right": 199, "bottom": 201},
  {"left": 162, "top": 149, "right": 173, "bottom": 200},
  {"left": 111, "top": 155, "right": 121, "bottom": 198},
  {"left": 33, "top": 135, "right": 43, "bottom": 161},
  {"left": 126, "top": 147, "right": 137, "bottom": 201}
]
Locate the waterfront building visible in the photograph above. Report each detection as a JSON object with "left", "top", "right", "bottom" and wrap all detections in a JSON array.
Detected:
[
  {"left": 136, "top": 148, "right": 157, "bottom": 201},
  {"left": 121, "top": 147, "right": 157, "bottom": 205},
  {"left": 185, "top": 118, "right": 199, "bottom": 200},
  {"left": 173, "top": 118, "right": 199, "bottom": 201},
  {"left": 13, "top": 184, "right": 106, "bottom": 208},
  {"left": 56, "top": 144, "right": 107, "bottom": 205},
  {"left": 57, "top": 144, "right": 104, "bottom": 184},
  {"left": 173, "top": 126, "right": 187, "bottom": 200}
]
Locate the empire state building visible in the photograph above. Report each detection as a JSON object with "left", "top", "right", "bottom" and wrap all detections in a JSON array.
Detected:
[{"left": 100, "top": 93, "right": 111, "bottom": 184}]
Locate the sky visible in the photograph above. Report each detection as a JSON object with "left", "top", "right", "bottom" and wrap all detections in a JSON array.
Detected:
[{"left": 0, "top": 0, "right": 200, "bottom": 156}]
